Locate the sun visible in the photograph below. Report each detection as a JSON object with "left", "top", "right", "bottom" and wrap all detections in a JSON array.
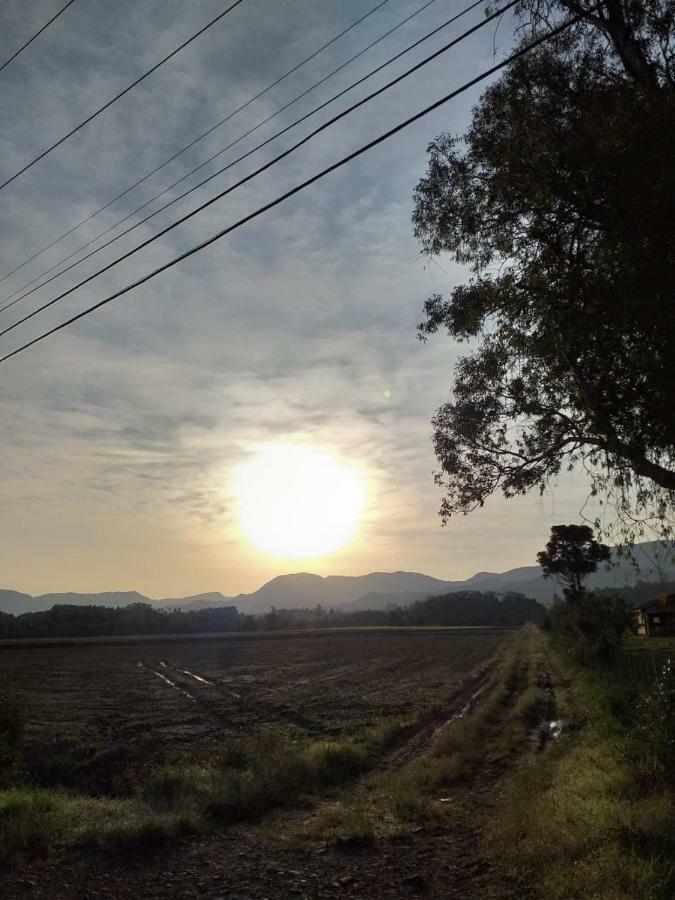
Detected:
[{"left": 233, "top": 444, "right": 366, "bottom": 558}]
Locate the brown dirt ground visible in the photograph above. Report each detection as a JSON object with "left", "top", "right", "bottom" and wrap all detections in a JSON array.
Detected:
[{"left": 2, "top": 663, "right": 514, "bottom": 900}]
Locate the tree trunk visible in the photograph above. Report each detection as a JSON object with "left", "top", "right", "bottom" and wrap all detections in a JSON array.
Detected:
[{"left": 563, "top": 0, "right": 660, "bottom": 86}]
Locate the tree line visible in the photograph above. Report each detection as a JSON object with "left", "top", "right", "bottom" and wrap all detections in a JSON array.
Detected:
[{"left": 0, "top": 590, "right": 545, "bottom": 639}]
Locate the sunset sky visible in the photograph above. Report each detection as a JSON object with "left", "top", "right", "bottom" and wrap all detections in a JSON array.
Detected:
[{"left": 0, "top": 0, "right": 597, "bottom": 597}]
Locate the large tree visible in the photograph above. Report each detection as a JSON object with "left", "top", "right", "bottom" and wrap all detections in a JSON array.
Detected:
[{"left": 414, "top": 0, "right": 675, "bottom": 545}]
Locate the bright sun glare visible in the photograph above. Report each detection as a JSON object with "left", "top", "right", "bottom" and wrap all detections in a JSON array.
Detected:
[{"left": 234, "top": 444, "right": 366, "bottom": 558}]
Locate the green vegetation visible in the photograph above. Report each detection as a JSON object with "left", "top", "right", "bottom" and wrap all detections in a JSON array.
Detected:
[
  {"left": 0, "top": 721, "right": 401, "bottom": 864},
  {"left": 539, "top": 524, "right": 636, "bottom": 665},
  {"left": 478, "top": 534, "right": 674, "bottom": 898},
  {"left": 0, "top": 788, "right": 195, "bottom": 863},
  {"left": 549, "top": 590, "right": 636, "bottom": 664},
  {"left": 487, "top": 645, "right": 675, "bottom": 900}
]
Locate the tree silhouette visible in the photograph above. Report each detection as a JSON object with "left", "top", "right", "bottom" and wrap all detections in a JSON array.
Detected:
[
  {"left": 414, "top": 0, "right": 675, "bottom": 545},
  {"left": 537, "top": 524, "right": 610, "bottom": 598}
]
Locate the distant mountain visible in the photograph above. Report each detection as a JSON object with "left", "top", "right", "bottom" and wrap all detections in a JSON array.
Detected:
[
  {"left": 0, "top": 589, "right": 232, "bottom": 616},
  {"left": 459, "top": 541, "right": 675, "bottom": 604},
  {"left": 157, "top": 592, "right": 232, "bottom": 611},
  {"left": 232, "top": 572, "right": 453, "bottom": 615},
  {"left": 36, "top": 591, "right": 149, "bottom": 610},
  {"left": 232, "top": 541, "right": 675, "bottom": 611},
  {"left": 0, "top": 590, "right": 151, "bottom": 616},
  {"left": 0, "top": 589, "right": 36, "bottom": 616},
  {"left": 1, "top": 541, "right": 672, "bottom": 616}
]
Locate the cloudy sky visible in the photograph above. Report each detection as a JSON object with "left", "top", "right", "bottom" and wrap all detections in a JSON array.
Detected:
[{"left": 0, "top": 0, "right": 595, "bottom": 598}]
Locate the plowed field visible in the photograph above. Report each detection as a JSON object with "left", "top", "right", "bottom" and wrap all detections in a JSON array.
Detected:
[{"left": 1, "top": 629, "right": 507, "bottom": 761}]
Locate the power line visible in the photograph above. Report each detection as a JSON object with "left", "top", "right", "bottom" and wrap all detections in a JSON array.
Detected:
[
  {"left": 2, "top": 0, "right": 484, "bottom": 316},
  {"left": 0, "top": 14, "right": 581, "bottom": 366},
  {"left": 0, "top": 15, "right": 582, "bottom": 367},
  {"left": 0, "top": 0, "right": 246, "bottom": 194},
  {"left": 0, "top": 0, "right": 78, "bottom": 75},
  {"left": 0, "top": 0, "right": 395, "bottom": 285},
  {"left": 0, "top": 0, "right": 515, "bottom": 341},
  {"left": 0, "top": 0, "right": 439, "bottom": 309}
]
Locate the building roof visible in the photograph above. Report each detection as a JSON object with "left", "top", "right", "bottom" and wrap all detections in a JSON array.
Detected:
[{"left": 638, "top": 593, "right": 675, "bottom": 612}]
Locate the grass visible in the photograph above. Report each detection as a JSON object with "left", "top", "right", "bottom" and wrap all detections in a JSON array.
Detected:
[
  {"left": 286, "top": 627, "right": 546, "bottom": 845},
  {"left": 486, "top": 736, "right": 674, "bottom": 900},
  {"left": 624, "top": 635, "right": 675, "bottom": 655},
  {"left": 402, "top": 631, "right": 543, "bottom": 781},
  {"left": 0, "top": 787, "right": 197, "bottom": 863},
  {"left": 0, "top": 709, "right": 434, "bottom": 865},
  {"left": 512, "top": 685, "right": 550, "bottom": 728},
  {"left": 484, "top": 639, "right": 675, "bottom": 900},
  {"left": 0, "top": 732, "right": 374, "bottom": 864}
]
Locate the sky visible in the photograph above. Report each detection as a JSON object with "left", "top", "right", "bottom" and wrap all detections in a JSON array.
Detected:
[{"left": 0, "top": 0, "right": 598, "bottom": 598}]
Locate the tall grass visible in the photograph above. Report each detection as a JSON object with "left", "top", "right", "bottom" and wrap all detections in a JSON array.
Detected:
[
  {"left": 0, "top": 787, "right": 197, "bottom": 862},
  {"left": 0, "top": 722, "right": 401, "bottom": 865},
  {"left": 485, "top": 639, "right": 675, "bottom": 900}
]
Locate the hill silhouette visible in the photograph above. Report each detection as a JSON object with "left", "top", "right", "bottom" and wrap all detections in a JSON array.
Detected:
[{"left": 0, "top": 541, "right": 672, "bottom": 616}]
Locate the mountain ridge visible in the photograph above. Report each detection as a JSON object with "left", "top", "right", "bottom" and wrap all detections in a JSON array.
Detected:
[{"left": 1, "top": 541, "right": 672, "bottom": 616}]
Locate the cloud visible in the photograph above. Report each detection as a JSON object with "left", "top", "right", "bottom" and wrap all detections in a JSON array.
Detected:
[{"left": 0, "top": 0, "right": 598, "bottom": 595}]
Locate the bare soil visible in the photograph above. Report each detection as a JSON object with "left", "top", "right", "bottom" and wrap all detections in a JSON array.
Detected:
[{"left": 0, "top": 630, "right": 513, "bottom": 899}]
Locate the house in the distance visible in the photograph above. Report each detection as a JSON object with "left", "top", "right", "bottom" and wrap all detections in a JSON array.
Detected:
[{"left": 636, "top": 594, "right": 675, "bottom": 636}]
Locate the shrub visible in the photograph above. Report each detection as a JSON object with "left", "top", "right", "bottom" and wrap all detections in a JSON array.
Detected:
[{"left": 551, "top": 592, "right": 635, "bottom": 665}]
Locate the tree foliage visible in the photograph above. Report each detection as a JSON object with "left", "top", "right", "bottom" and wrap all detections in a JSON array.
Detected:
[
  {"left": 538, "top": 524, "right": 632, "bottom": 663},
  {"left": 537, "top": 523, "right": 610, "bottom": 596},
  {"left": 414, "top": 0, "right": 675, "bottom": 544}
]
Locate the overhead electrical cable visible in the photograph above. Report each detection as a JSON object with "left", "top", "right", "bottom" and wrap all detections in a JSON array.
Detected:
[
  {"left": 0, "top": 0, "right": 517, "bottom": 341},
  {"left": 0, "top": 0, "right": 247, "bottom": 194},
  {"left": 0, "top": 0, "right": 78, "bottom": 75},
  {"left": 0, "top": 0, "right": 395, "bottom": 285},
  {"left": 0, "top": 0, "right": 446, "bottom": 309},
  {"left": 0, "top": 13, "right": 583, "bottom": 366},
  {"left": 1, "top": 0, "right": 485, "bottom": 316}
]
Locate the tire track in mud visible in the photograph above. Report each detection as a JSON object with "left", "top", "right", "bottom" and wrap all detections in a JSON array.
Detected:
[
  {"left": 372, "top": 662, "right": 495, "bottom": 772},
  {"left": 137, "top": 661, "right": 197, "bottom": 703},
  {"left": 158, "top": 660, "right": 246, "bottom": 700},
  {"left": 159, "top": 660, "right": 214, "bottom": 686},
  {"left": 140, "top": 660, "right": 327, "bottom": 733},
  {"left": 136, "top": 661, "right": 240, "bottom": 729}
]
